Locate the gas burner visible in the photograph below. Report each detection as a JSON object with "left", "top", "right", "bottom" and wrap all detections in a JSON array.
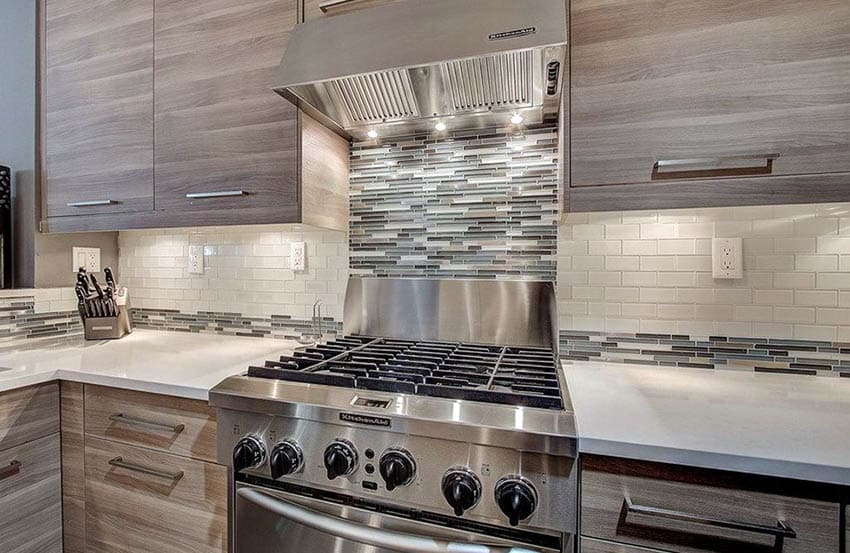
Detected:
[{"left": 247, "top": 335, "right": 563, "bottom": 410}]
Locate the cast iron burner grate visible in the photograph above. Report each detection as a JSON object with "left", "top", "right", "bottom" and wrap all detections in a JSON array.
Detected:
[{"left": 247, "top": 336, "right": 564, "bottom": 410}]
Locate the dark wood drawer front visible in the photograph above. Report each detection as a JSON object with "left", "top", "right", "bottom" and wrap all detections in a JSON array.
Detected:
[
  {"left": 44, "top": 0, "right": 154, "bottom": 218},
  {"left": 0, "top": 382, "right": 60, "bottom": 451},
  {"left": 84, "top": 437, "right": 227, "bottom": 553},
  {"left": 570, "top": 0, "right": 850, "bottom": 188},
  {"left": 0, "top": 433, "right": 62, "bottom": 552},
  {"left": 581, "top": 457, "right": 840, "bottom": 553},
  {"left": 153, "top": 0, "right": 300, "bottom": 214},
  {"left": 84, "top": 385, "right": 217, "bottom": 462}
]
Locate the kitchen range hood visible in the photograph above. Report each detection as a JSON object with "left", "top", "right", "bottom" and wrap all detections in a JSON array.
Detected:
[{"left": 274, "top": 0, "right": 567, "bottom": 140}]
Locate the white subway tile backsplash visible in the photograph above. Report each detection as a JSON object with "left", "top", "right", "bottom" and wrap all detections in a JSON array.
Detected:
[{"left": 559, "top": 203, "right": 850, "bottom": 342}]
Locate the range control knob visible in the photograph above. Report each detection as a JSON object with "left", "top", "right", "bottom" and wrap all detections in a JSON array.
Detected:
[
  {"left": 379, "top": 449, "right": 416, "bottom": 491},
  {"left": 495, "top": 476, "right": 538, "bottom": 526},
  {"left": 232, "top": 436, "right": 266, "bottom": 473},
  {"left": 441, "top": 468, "right": 482, "bottom": 516},
  {"left": 324, "top": 439, "right": 358, "bottom": 480},
  {"left": 270, "top": 440, "right": 303, "bottom": 479}
]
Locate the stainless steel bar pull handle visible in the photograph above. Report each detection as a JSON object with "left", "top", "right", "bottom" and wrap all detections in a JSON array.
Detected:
[
  {"left": 319, "top": 0, "right": 366, "bottom": 12},
  {"left": 67, "top": 199, "right": 118, "bottom": 207},
  {"left": 109, "top": 413, "right": 186, "bottom": 434},
  {"left": 238, "top": 487, "right": 541, "bottom": 553},
  {"left": 652, "top": 153, "right": 780, "bottom": 181},
  {"left": 185, "top": 190, "right": 247, "bottom": 199},
  {"left": 0, "top": 460, "right": 21, "bottom": 481},
  {"left": 624, "top": 497, "right": 797, "bottom": 539},
  {"left": 108, "top": 457, "right": 184, "bottom": 482}
]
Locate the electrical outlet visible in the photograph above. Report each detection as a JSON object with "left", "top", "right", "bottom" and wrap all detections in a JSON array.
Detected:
[
  {"left": 188, "top": 245, "right": 205, "bottom": 275},
  {"left": 72, "top": 247, "right": 101, "bottom": 273},
  {"left": 712, "top": 237, "right": 743, "bottom": 279},
  {"left": 291, "top": 242, "right": 306, "bottom": 271}
]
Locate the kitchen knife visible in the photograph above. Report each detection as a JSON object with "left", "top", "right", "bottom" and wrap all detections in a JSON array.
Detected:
[
  {"left": 104, "top": 267, "right": 116, "bottom": 291},
  {"left": 76, "top": 270, "right": 91, "bottom": 294}
]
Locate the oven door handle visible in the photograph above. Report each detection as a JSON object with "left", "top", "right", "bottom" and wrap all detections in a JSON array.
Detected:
[{"left": 237, "top": 488, "right": 541, "bottom": 553}]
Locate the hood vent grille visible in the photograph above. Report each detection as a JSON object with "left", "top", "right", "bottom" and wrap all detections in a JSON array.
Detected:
[
  {"left": 443, "top": 50, "right": 533, "bottom": 113},
  {"left": 330, "top": 69, "right": 420, "bottom": 125}
]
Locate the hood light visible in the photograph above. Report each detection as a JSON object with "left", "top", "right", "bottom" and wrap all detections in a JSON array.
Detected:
[
  {"left": 511, "top": 114, "right": 524, "bottom": 125},
  {"left": 367, "top": 130, "right": 378, "bottom": 139},
  {"left": 435, "top": 122, "right": 447, "bottom": 132}
]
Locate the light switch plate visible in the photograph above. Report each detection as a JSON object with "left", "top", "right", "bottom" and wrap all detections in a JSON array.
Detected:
[
  {"left": 712, "top": 237, "right": 743, "bottom": 279},
  {"left": 188, "top": 245, "right": 205, "bottom": 275},
  {"left": 72, "top": 247, "right": 101, "bottom": 273},
  {"left": 291, "top": 242, "right": 306, "bottom": 271}
]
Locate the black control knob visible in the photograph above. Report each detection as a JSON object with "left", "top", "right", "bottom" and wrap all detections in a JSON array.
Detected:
[
  {"left": 495, "top": 476, "right": 538, "bottom": 526},
  {"left": 270, "top": 440, "right": 303, "bottom": 479},
  {"left": 379, "top": 449, "right": 416, "bottom": 491},
  {"left": 324, "top": 439, "right": 357, "bottom": 480},
  {"left": 232, "top": 436, "right": 265, "bottom": 473},
  {"left": 441, "top": 468, "right": 481, "bottom": 516}
]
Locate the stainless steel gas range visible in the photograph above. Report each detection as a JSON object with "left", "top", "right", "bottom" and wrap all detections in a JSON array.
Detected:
[{"left": 209, "top": 278, "right": 577, "bottom": 553}]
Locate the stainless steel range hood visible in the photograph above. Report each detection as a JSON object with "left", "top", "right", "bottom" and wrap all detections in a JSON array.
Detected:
[{"left": 274, "top": 0, "right": 567, "bottom": 140}]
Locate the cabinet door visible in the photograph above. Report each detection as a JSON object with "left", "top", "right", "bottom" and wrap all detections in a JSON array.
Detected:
[
  {"left": 570, "top": 0, "right": 850, "bottom": 189},
  {"left": 154, "top": 0, "right": 300, "bottom": 214},
  {"left": 44, "top": 0, "right": 154, "bottom": 218},
  {"left": 0, "top": 433, "right": 62, "bottom": 553}
]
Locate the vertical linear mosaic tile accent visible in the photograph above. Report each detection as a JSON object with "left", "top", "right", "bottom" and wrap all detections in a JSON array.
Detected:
[
  {"left": 349, "top": 125, "right": 559, "bottom": 281},
  {"left": 560, "top": 330, "right": 850, "bottom": 377},
  {"left": 0, "top": 296, "right": 81, "bottom": 346}
]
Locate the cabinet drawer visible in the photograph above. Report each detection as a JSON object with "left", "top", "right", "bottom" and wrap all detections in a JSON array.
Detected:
[
  {"left": 84, "top": 385, "right": 217, "bottom": 462},
  {"left": 581, "top": 456, "right": 839, "bottom": 553},
  {"left": 0, "top": 433, "right": 62, "bottom": 553},
  {"left": 85, "top": 437, "right": 227, "bottom": 553},
  {"left": 0, "top": 382, "right": 60, "bottom": 451}
]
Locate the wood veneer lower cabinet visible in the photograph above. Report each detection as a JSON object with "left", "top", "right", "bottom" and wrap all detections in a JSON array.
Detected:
[
  {"left": 0, "top": 433, "right": 62, "bottom": 552},
  {"left": 84, "top": 436, "right": 228, "bottom": 553},
  {"left": 580, "top": 455, "right": 840, "bottom": 553},
  {"left": 0, "top": 382, "right": 60, "bottom": 451}
]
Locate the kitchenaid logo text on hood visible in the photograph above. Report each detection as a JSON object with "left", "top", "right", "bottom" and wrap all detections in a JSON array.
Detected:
[
  {"left": 340, "top": 413, "right": 391, "bottom": 427},
  {"left": 489, "top": 27, "right": 537, "bottom": 41}
]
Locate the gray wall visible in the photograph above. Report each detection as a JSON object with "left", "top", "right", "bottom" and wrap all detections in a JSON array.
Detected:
[{"left": 1, "top": 0, "right": 118, "bottom": 288}]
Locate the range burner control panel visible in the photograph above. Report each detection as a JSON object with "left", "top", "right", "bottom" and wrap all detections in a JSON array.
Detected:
[{"left": 217, "top": 409, "right": 576, "bottom": 534}]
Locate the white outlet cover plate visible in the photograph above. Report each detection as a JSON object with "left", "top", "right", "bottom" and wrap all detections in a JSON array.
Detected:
[
  {"left": 72, "top": 247, "right": 101, "bottom": 273},
  {"left": 188, "top": 245, "right": 205, "bottom": 275},
  {"left": 292, "top": 242, "right": 306, "bottom": 271},
  {"left": 712, "top": 237, "right": 744, "bottom": 279}
]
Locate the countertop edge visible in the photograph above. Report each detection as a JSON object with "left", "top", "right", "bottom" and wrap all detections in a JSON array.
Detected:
[
  {"left": 579, "top": 437, "right": 850, "bottom": 488},
  {"left": 54, "top": 369, "right": 210, "bottom": 401}
]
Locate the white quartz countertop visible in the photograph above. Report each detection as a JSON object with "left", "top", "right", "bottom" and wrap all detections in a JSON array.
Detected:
[
  {"left": 563, "top": 361, "right": 850, "bottom": 486},
  {"left": 0, "top": 329, "right": 302, "bottom": 400}
]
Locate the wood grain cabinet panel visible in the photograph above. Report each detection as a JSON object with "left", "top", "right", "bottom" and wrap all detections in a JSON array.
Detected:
[
  {"left": 0, "top": 382, "right": 60, "bottom": 452},
  {"left": 580, "top": 456, "right": 840, "bottom": 553},
  {"left": 43, "top": 0, "right": 154, "bottom": 218},
  {"left": 0, "top": 433, "right": 63, "bottom": 553},
  {"left": 568, "top": 0, "right": 850, "bottom": 210},
  {"left": 84, "top": 385, "right": 218, "bottom": 462},
  {"left": 84, "top": 436, "right": 227, "bottom": 553},
  {"left": 153, "top": 0, "right": 300, "bottom": 215},
  {"left": 581, "top": 538, "right": 665, "bottom": 553}
]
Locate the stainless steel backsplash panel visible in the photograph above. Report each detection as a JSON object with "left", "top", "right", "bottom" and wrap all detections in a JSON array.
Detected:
[{"left": 343, "top": 277, "right": 558, "bottom": 350}]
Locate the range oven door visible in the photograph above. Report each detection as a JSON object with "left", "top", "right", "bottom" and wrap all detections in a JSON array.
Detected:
[{"left": 235, "top": 483, "right": 561, "bottom": 553}]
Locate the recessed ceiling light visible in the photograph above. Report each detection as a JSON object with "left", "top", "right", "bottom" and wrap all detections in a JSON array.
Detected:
[
  {"left": 435, "top": 122, "right": 447, "bottom": 132},
  {"left": 367, "top": 130, "right": 378, "bottom": 139},
  {"left": 511, "top": 114, "right": 524, "bottom": 125}
]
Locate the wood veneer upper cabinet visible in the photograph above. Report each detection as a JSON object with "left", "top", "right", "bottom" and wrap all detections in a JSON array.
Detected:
[
  {"left": 43, "top": 0, "right": 154, "bottom": 218},
  {"left": 154, "top": 0, "right": 300, "bottom": 216},
  {"left": 568, "top": 0, "right": 850, "bottom": 211}
]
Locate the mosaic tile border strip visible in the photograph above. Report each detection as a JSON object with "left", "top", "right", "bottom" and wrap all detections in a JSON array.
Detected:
[
  {"left": 131, "top": 308, "right": 342, "bottom": 341},
  {"left": 349, "top": 124, "right": 559, "bottom": 281},
  {"left": 560, "top": 330, "right": 850, "bottom": 377},
  {"left": 0, "top": 297, "right": 81, "bottom": 345}
]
